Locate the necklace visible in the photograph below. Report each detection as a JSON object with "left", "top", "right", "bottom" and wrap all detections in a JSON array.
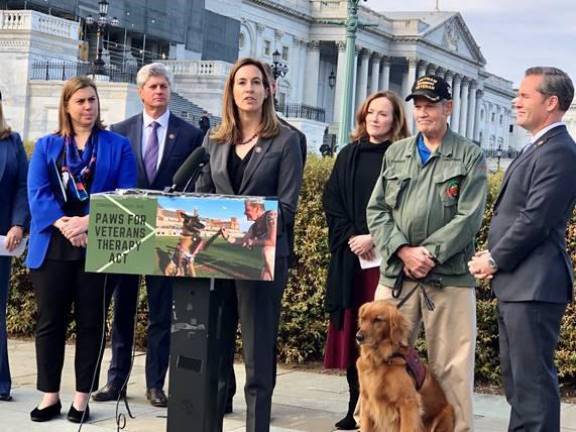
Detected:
[{"left": 237, "top": 132, "right": 258, "bottom": 145}]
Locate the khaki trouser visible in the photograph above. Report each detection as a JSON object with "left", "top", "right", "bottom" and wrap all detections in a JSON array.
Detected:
[{"left": 372, "top": 282, "right": 477, "bottom": 432}]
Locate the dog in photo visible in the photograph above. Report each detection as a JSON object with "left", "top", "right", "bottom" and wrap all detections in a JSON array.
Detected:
[{"left": 356, "top": 300, "right": 455, "bottom": 432}]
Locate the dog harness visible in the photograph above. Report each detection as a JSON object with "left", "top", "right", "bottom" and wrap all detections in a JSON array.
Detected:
[{"left": 391, "top": 347, "right": 427, "bottom": 390}]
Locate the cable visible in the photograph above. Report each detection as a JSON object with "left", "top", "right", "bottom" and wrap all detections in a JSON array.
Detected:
[
  {"left": 113, "top": 276, "right": 141, "bottom": 431},
  {"left": 77, "top": 273, "right": 109, "bottom": 432}
]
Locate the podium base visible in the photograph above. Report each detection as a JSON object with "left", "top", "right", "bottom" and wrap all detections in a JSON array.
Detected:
[{"left": 167, "top": 278, "right": 233, "bottom": 432}]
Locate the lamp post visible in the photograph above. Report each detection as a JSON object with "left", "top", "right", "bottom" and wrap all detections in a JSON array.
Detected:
[
  {"left": 496, "top": 145, "right": 503, "bottom": 171},
  {"left": 85, "top": 0, "right": 119, "bottom": 77},
  {"left": 270, "top": 49, "right": 288, "bottom": 110},
  {"left": 328, "top": 70, "right": 336, "bottom": 90},
  {"left": 337, "top": 0, "right": 366, "bottom": 148}
]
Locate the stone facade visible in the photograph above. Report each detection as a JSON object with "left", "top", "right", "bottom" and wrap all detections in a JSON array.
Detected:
[{"left": 205, "top": 0, "right": 516, "bottom": 149}]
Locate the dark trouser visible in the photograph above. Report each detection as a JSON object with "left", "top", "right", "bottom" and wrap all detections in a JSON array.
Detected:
[
  {"left": 498, "top": 301, "right": 566, "bottom": 432},
  {"left": 0, "top": 257, "right": 11, "bottom": 396},
  {"left": 31, "top": 259, "right": 106, "bottom": 393},
  {"left": 144, "top": 275, "right": 173, "bottom": 390},
  {"left": 104, "top": 274, "right": 172, "bottom": 391},
  {"left": 218, "top": 256, "right": 288, "bottom": 432},
  {"left": 104, "top": 274, "right": 139, "bottom": 388}
]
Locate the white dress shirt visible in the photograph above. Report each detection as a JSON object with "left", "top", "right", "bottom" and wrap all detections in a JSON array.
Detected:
[{"left": 142, "top": 109, "right": 170, "bottom": 169}]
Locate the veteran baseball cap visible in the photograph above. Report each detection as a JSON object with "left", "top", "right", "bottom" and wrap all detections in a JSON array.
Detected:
[{"left": 405, "top": 75, "right": 452, "bottom": 102}]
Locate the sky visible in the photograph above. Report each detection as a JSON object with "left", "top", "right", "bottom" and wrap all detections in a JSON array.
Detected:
[{"left": 363, "top": 0, "right": 576, "bottom": 86}]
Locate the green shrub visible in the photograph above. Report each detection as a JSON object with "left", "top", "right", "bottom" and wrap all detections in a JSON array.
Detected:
[{"left": 7, "top": 158, "right": 576, "bottom": 387}]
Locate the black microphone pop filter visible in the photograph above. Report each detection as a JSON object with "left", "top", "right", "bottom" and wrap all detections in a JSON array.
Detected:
[{"left": 168, "top": 146, "right": 210, "bottom": 192}]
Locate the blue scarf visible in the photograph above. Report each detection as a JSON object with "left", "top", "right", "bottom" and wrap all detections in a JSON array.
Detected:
[{"left": 61, "top": 131, "right": 98, "bottom": 202}]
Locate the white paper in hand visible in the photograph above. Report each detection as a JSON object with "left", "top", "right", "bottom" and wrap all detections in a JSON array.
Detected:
[
  {"left": 0, "top": 235, "right": 28, "bottom": 257},
  {"left": 358, "top": 249, "right": 382, "bottom": 269}
]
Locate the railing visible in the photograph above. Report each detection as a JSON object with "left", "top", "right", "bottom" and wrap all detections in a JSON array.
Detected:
[
  {"left": 29, "top": 60, "right": 138, "bottom": 84},
  {"left": 160, "top": 60, "right": 232, "bottom": 77},
  {"left": 277, "top": 103, "right": 326, "bottom": 122},
  {"left": 0, "top": 10, "right": 78, "bottom": 39}
]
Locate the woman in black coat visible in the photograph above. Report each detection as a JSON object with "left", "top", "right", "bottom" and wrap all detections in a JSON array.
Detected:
[{"left": 323, "top": 91, "right": 409, "bottom": 430}]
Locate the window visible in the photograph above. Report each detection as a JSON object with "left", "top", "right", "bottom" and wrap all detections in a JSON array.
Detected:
[
  {"left": 499, "top": 114, "right": 503, "bottom": 125},
  {"left": 264, "top": 40, "right": 271, "bottom": 56},
  {"left": 480, "top": 110, "right": 484, "bottom": 121},
  {"left": 239, "top": 33, "right": 245, "bottom": 50},
  {"left": 282, "top": 46, "right": 289, "bottom": 61},
  {"left": 491, "top": 112, "right": 495, "bottom": 122}
]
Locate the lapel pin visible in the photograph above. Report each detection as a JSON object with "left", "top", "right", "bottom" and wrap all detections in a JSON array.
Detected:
[
  {"left": 255, "top": 146, "right": 262, "bottom": 153},
  {"left": 169, "top": 134, "right": 175, "bottom": 140}
]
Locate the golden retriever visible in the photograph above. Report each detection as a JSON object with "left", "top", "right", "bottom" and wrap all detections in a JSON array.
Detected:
[{"left": 356, "top": 300, "right": 455, "bottom": 432}]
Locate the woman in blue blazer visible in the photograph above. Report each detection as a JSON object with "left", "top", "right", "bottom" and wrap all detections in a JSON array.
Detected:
[
  {"left": 0, "top": 95, "right": 29, "bottom": 402},
  {"left": 26, "top": 77, "right": 137, "bottom": 423}
]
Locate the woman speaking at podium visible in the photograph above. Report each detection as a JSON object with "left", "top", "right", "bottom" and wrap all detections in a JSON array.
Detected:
[
  {"left": 26, "top": 77, "right": 137, "bottom": 423},
  {"left": 196, "top": 57, "right": 304, "bottom": 431}
]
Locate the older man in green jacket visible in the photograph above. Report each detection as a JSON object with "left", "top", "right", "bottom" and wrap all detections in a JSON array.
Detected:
[{"left": 367, "top": 75, "right": 487, "bottom": 432}]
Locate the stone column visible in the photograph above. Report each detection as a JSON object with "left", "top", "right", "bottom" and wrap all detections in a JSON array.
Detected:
[
  {"left": 403, "top": 58, "right": 418, "bottom": 132},
  {"left": 459, "top": 78, "right": 470, "bottom": 135},
  {"left": 451, "top": 74, "right": 462, "bottom": 132},
  {"left": 369, "top": 53, "right": 382, "bottom": 94},
  {"left": 473, "top": 89, "right": 484, "bottom": 142},
  {"left": 303, "top": 41, "right": 321, "bottom": 107},
  {"left": 333, "top": 40, "right": 347, "bottom": 124},
  {"left": 357, "top": 48, "right": 370, "bottom": 107},
  {"left": 466, "top": 81, "right": 477, "bottom": 139},
  {"left": 417, "top": 60, "right": 427, "bottom": 78},
  {"left": 380, "top": 56, "right": 391, "bottom": 90},
  {"left": 402, "top": 57, "right": 418, "bottom": 99}
]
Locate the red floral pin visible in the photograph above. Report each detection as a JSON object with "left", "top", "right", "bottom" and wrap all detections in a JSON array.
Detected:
[{"left": 446, "top": 179, "right": 460, "bottom": 199}]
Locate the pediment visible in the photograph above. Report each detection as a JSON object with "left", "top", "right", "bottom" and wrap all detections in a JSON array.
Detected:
[{"left": 423, "top": 14, "right": 485, "bottom": 65}]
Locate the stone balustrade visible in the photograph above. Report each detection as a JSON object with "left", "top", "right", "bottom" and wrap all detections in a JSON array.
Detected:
[
  {"left": 160, "top": 60, "right": 233, "bottom": 77},
  {"left": 0, "top": 10, "right": 78, "bottom": 39}
]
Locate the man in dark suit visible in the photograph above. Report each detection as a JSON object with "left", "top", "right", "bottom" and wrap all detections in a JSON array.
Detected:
[
  {"left": 469, "top": 66, "right": 576, "bottom": 431},
  {"left": 92, "top": 63, "right": 203, "bottom": 407}
]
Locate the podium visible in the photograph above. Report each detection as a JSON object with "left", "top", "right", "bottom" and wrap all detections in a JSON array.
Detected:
[{"left": 86, "top": 190, "right": 279, "bottom": 432}]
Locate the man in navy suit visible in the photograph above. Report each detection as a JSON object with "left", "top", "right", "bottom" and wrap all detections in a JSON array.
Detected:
[
  {"left": 470, "top": 67, "right": 576, "bottom": 431},
  {"left": 92, "top": 63, "right": 203, "bottom": 407}
]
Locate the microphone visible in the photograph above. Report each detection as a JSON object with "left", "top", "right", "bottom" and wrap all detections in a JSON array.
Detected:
[{"left": 165, "top": 146, "right": 210, "bottom": 193}]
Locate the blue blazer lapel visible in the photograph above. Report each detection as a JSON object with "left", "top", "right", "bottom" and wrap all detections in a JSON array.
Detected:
[
  {"left": 91, "top": 131, "right": 111, "bottom": 193},
  {"left": 0, "top": 136, "right": 8, "bottom": 182},
  {"left": 239, "top": 137, "right": 273, "bottom": 193}
]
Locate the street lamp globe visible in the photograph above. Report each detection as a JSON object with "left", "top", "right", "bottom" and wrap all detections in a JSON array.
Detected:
[
  {"left": 272, "top": 49, "right": 281, "bottom": 64},
  {"left": 98, "top": 0, "right": 109, "bottom": 16}
]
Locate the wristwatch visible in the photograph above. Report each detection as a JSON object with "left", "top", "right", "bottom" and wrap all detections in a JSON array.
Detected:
[{"left": 487, "top": 252, "right": 498, "bottom": 272}]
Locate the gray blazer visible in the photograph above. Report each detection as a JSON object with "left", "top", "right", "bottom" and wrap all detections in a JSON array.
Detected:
[
  {"left": 488, "top": 125, "right": 576, "bottom": 303},
  {"left": 196, "top": 124, "right": 304, "bottom": 258}
]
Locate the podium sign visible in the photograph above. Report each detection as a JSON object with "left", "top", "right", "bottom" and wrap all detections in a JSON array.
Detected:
[{"left": 86, "top": 190, "right": 278, "bottom": 281}]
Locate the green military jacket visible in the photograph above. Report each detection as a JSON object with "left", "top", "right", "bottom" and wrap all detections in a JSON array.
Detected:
[{"left": 367, "top": 128, "right": 488, "bottom": 287}]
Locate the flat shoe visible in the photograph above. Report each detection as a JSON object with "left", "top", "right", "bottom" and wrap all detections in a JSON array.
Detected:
[
  {"left": 67, "top": 404, "right": 90, "bottom": 423},
  {"left": 30, "top": 400, "right": 62, "bottom": 422},
  {"left": 0, "top": 394, "right": 12, "bottom": 401}
]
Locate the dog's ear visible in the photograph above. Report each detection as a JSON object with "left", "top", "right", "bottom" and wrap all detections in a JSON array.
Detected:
[{"left": 389, "top": 307, "right": 411, "bottom": 346}]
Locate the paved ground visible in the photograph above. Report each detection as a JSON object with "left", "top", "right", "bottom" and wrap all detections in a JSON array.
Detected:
[{"left": 2, "top": 339, "right": 576, "bottom": 431}]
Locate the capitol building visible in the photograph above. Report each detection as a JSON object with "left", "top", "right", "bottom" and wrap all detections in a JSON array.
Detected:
[{"left": 2, "top": 0, "right": 572, "bottom": 153}]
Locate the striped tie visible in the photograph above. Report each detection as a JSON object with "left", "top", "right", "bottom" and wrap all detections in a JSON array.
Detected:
[{"left": 144, "top": 121, "right": 159, "bottom": 184}]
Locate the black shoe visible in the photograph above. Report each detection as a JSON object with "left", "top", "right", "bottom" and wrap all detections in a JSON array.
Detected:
[
  {"left": 92, "top": 383, "right": 126, "bottom": 402},
  {"left": 30, "top": 400, "right": 62, "bottom": 422},
  {"left": 67, "top": 404, "right": 90, "bottom": 423},
  {"left": 334, "top": 414, "right": 358, "bottom": 430},
  {"left": 0, "top": 394, "right": 12, "bottom": 401},
  {"left": 146, "top": 388, "right": 168, "bottom": 408}
]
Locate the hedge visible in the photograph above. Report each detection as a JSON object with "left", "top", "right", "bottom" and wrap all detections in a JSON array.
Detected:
[{"left": 7, "top": 155, "right": 576, "bottom": 386}]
